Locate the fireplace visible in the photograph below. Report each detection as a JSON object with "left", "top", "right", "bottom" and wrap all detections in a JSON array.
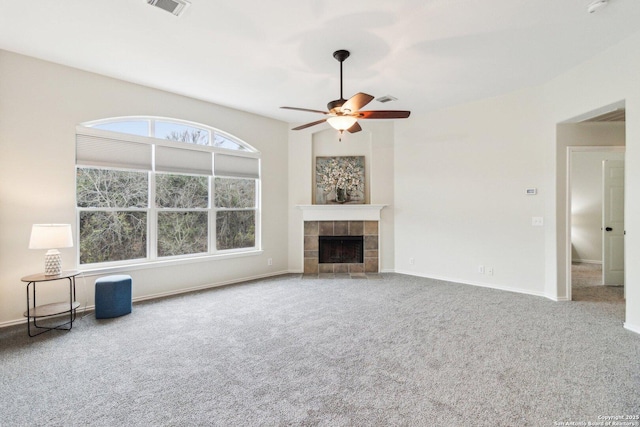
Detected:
[
  {"left": 303, "top": 220, "right": 379, "bottom": 274},
  {"left": 319, "top": 236, "right": 364, "bottom": 264}
]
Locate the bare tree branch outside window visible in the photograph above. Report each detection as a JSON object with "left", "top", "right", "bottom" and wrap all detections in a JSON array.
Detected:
[
  {"left": 156, "top": 173, "right": 209, "bottom": 257},
  {"left": 77, "top": 168, "right": 148, "bottom": 263},
  {"left": 214, "top": 178, "right": 256, "bottom": 249}
]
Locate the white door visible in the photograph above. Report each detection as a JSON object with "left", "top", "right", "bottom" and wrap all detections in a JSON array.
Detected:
[{"left": 602, "top": 159, "right": 625, "bottom": 286}]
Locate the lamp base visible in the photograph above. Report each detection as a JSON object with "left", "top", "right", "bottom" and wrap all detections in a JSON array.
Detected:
[{"left": 44, "top": 249, "right": 62, "bottom": 276}]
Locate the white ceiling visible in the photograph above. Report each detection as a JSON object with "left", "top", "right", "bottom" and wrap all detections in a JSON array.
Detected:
[{"left": 1, "top": 0, "right": 639, "bottom": 126}]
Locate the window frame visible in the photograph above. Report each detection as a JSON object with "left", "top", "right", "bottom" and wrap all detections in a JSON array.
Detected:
[
  {"left": 213, "top": 176, "right": 258, "bottom": 252},
  {"left": 75, "top": 117, "right": 262, "bottom": 271},
  {"left": 154, "top": 172, "right": 211, "bottom": 259}
]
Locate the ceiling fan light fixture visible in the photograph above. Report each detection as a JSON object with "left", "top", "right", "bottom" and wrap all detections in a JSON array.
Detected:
[{"left": 327, "top": 115, "right": 358, "bottom": 131}]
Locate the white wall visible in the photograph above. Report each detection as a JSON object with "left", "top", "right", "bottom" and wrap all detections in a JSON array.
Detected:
[
  {"left": 570, "top": 145, "right": 625, "bottom": 263},
  {"left": 0, "top": 50, "right": 289, "bottom": 327},
  {"left": 394, "top": 87, "right": 548, "bottom": 296},
  {"left": 394, "top": 29, "right": 640, "bottom": 333}
]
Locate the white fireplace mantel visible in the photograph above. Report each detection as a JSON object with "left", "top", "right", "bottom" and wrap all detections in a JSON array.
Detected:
[{"left": 297, "top": 204, "right": 387, "bottom": 221}]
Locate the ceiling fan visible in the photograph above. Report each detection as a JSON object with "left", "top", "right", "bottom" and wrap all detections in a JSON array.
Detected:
[{"left": 281, "top": 50, "right": 411, "bottom": 138}]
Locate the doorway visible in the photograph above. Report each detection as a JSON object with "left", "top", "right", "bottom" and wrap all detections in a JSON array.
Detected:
[
  {"left": 559, "top": 101, "right": 626, "bottom": 302},
  {"left": 568, "top": 147, "right": 625, "bottom": 301}
]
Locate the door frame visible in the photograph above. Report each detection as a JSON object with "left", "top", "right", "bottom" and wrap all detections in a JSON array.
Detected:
[{"left": 566, "top": 145, "right": 625, "bottom": 300}]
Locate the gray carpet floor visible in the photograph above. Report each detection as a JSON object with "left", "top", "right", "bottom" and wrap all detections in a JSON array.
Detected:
[{"left": 0, "top": 272, "right": 638, "bottom": 426}]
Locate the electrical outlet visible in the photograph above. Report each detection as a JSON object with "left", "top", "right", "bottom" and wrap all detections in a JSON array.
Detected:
[
  {"left": 267, "top": 258, "right": 273, "bottom": 266},
  {"left": 532, "top": 217, "right": 544, "bottom": 227},
  {"left": 478, "top": 265, "right": 485, "bottom": 274},
  {"left": 409, "top": 257, "right": 415, "bottom": 265},
  {"left": 487, "top": 267, "right": 494, "bottom": 276}
]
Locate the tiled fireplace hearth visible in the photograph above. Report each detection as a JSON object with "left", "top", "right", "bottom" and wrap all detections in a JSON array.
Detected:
[
  {"left": 304, "top": 220, "right": 379, "bottom": 274},
  {"left": 298, "top": 205, "right": 386, "bottom": 275}
]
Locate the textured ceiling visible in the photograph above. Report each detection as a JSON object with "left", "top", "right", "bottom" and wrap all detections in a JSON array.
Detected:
[{"left": 1, "top": 0, "right": 639, "bottom": 126}]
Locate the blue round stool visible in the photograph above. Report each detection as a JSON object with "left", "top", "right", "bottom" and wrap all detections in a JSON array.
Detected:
[{"left": 95, "top": 275, "right": 132, "bottom": 319}]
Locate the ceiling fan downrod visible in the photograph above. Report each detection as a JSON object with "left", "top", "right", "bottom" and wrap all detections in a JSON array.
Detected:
[
  {"left": 328, "top": 50, "right": 350, "bottom": 112},
  {"left": 334, "top": 49, "right": 349, "bottom": 101}
]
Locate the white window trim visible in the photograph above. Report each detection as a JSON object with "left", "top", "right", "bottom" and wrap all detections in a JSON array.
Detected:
[
  {"left": 76, "top": 125, "right": 261, "bottom": 159},
  {"left": 81, "top": 116, "right": 261, "bottom": 154},
  {"left": 79, "top": 249, "right": 264, "bottom": 277}
]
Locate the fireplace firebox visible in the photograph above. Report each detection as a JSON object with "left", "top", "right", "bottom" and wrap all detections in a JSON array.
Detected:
[
  {"left": 303, "top": 220, "right": 379, "bottom": 274},
  {"left": 319, "top": 236, "right": 364, "bottom": 264}
]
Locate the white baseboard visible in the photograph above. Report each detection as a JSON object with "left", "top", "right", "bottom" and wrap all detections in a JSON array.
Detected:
[
  {"left": 393, "top": 269, "right": 549, "bottom": 299},
  {"left": 623, "top": 322, "right": 640, "bottom": 335},
  {"left": 546, "top": 295, "right": 571, "bottom": 302},
  {"left": 0, "top": 318, "right": 28, "bottom": 329},
  {"left": 130, "top": 270, "right": 291, "bottom": 304}
]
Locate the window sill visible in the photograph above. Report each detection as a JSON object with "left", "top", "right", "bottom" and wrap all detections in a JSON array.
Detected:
[{"left": 79, "top": 249, "right": 264, "bottom": 277}]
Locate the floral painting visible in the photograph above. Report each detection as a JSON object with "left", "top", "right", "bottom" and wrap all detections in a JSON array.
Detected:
[{"left": 315, "top": 156, "right": 365, "bottom": 204}]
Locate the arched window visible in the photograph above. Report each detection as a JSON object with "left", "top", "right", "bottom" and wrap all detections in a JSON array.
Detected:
[{"left": 75, "top": 117, "right": 261, "bottom": 267}]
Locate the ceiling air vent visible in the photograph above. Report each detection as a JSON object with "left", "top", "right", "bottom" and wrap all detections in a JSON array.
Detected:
[
  {"left": 376, "top": 95, "right": 398, "bottom": 104},
  {"left": 147, "top": 0, "right": 190, "bottom": 16}
]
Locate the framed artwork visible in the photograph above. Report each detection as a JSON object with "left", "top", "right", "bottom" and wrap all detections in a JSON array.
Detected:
[{"left": 315, "top": 156, "right": 365, "bottom": 204}]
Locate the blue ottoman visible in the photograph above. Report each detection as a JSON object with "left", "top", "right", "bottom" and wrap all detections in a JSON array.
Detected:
[{"left": 95, "top": 275, "right": 132, "bottom": 319}]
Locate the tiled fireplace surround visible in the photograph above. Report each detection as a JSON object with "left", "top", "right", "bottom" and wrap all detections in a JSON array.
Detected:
[{"left": 304, "top": 220, "right": 379, "bottom": 274}]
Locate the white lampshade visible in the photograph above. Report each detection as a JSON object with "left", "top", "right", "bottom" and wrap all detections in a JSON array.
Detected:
[
  {"left": 29, "top": 224, "right": 73, "bottom": 249},
  {"left": 327, "top": 115, "right": 358, "bottom": 131},
  {"left": 29, "top": 224, "right": 73, "bottom": 275}
]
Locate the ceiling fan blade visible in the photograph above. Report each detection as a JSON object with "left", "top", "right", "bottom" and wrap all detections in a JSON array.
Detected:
[
  {"left": 291, "top": 118, "right": 328, "bottom": 130},
  {"left": 359, "top": 110, "right": 411, "bottom": 119},
  {"left": 341, "top": 93, "right": 374, "bottom": 113},
  {"left": 281, "top": 106, "right": 328, "bottom": 115},
  {"left": 347, "top": 122, "right": 362, "bottom": 133}
]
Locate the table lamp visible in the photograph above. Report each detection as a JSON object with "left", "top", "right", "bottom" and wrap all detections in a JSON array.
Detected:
[{"left": 29, "top": 224, "right": 74, "bottom": 276}]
